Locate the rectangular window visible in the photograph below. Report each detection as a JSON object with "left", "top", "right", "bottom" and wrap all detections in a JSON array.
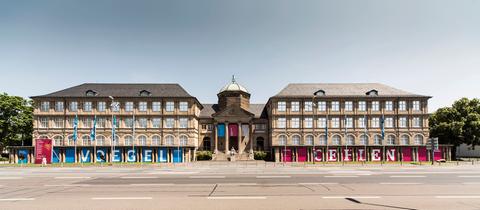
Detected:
[
  {"left": 179, "top": 118, "right": 188, "bottom": 128},
  {"left": 39, "top": 117, "right": 49, "bottom": 128},
  {"left": 40, "top": 102, "right": 50, "bottom": 112},
  {"left": 413, "top": 117, "right": 421, "bottom": 127},
  {"left": 385, "top": 101, "right": 393, "bottom": 111},
  {"left": 291, "top": 118, "right": 300, "bottom": 128},
  {"left": 54, "top": 118, "right": 63, "bottom": 128},
  {"left": 358, "top": 101, "right": 366, "bottom": 111},
  {"left": 82, "top": 118, "right": 92, "bottom": 128},
  {"left": 69, "top": 101, "right": 78, "bottom": 112},
  {"left": 291, "top": 101, "right": 300, "bottom": 112},
  {"left": 372, "top": 117, "right": 380, "bottom": 128},
  {"left": 54, "top": 102, "right": 64, "bottom": 112},
  {"left": 304, "top": 117, "right": 313, "bottom": 128},
  {"left": 152, "top": 102, "right": 161, "bottom": 112},
  {"left": 125, "top": 118, "right": 133, "bottom": 128},
  {"left": 139, "top": 102, "right": 147, "bottom": 112},
  {"left": 179, "top": 102, "right": 188, "bottom": 112},
  {"left": 331, "top": 118, "right": 340, "bottom": 128},
  {"left": 97, "top": 117, "right": 106, "bottom": 128},
  {"left": 399, "top": 101, "right": 407, "bottom": 111},
  {"left": 318, "top": 101, "right": 326, "bottom": 111},
  {"left": 345, "top": 117, "right": 353, "bottom": 128},
  {"left": 385, "top": 117, "right": 394, "bottom": 128},
  {"left": 97, "top": 102, "right": 106, "bottom": 112},
  {"left": 125, "top": 102, "right": 134, "bottom": 112},
  {"left": 413, "top": 101, "right": 421, "bottom": 111},
  {"left": 255, "top": 124, "right": 266, "bottom": 130},
  {"left": 111, "top": 102, "right": 120, "bottom": 112},
  {"left": 372, "top": 101, "right": 380, "bottom": 111},
  {"left": 138, "top": 118, "right": 148, "bottom": 128},
  {"left": 345, "top": 101, "right": 353, "bottom": 111},
  {"left": 318, "top": 118, "right": 327, "bottom": 128},
  {"left": 304, "top": 101, "right": 313, "bottom": 112},
  {"left": 165, "top": 118, "right": 175, "bottom": 128},
  {"left": 399, "top": 117, "right": 407, "bottom": 128},
  {"left": 152, "top": 118, "right": 161, "bottom": 128},
  {"left": 67, "top": 117, "right": 74, "bottom": 128},
  {"left": 277, "top": 118, "right": 286, "bottom": 128},
  {"left": 277, "top": 101, "right": 286, "bottom": 112},
  {"left": 83, "top": 102, "right": 92, "bottom": 112},
  {"left": 331, "top": 101, "right": 340, "bottom": 111},
  {"left": 358, "top": 117, "right": 366, "bottom": 128},
  {"left": 166, "top": 102, "right": 175, "bottom": 112}
]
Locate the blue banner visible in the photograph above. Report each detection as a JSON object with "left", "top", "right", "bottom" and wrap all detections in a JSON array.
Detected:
[
  {"left": 96, "top": 148, "right": 108, "bottom": 162},
  {"left": 173, "top": 148, "right": 183, "bottom": 163},
  {"left": 81, "top": 148, "right": 91, "bottom": 163},
  {"left": 113, "top": 149, "right": 122, "bottom": 162},
  {"left": 126, "top": 149, "right": 136, "bottom": 162},
  {"left": 217, "top": 124, "right": 225, "bottom": 137},
  {"left": 65, "top": 148, "right": 75, "bottom": 163},
  {"left": 52, "top": 148, "right": 60, "bottom": 163},
  {"left": 157, "top": 148, "right": 168, "bottom": 163},
  {"left": 18, "top": 149, "right": 29, "bottom": 164},
  {"left": 142, "top": 148, "right": 153, "bottom": 162}
]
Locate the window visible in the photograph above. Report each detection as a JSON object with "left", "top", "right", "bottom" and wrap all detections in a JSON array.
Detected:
[
  {"left": 318, "top": 101, "right": 326, "bottom": 111},
  {"left": 165, "top": 118, "right": 175, "bottom": 128},
  {"left": 125, "top": 118, "right": 133, "bottom": 128},
  {"left": 277, "top": 101, "right": 286, "bottom": 112},
  {"left": 180, "top": 136, "right": 188, "bottom": 145},
  {"left": 401, "top": 135, "right": 409, "bottom": 145},
  {"left": 138, "top": 136, "right": 147, "bottom": 146},
  {"left": 111, "top": 102, "right": 120, "bottom": 112},
  {"left": 413, "top": 101, "right": 421, "bottom": 111},
  {"left": 179, "top": 118, "right": 188, "bottom": 128},
  {"left": 414, "top": 135, "right": 423, "bottom": 145},
  {"left": 385, "top": 101, "right": 393, "bottom": 111},
  {"left": 374, "top": 135, "right": 382, "bottom": 145},
  {"left": 304, "top": 101, "right": 313, "bottom": 112},
  {"left": 372, "top": 101, "right": 380, "bottom": 111},
  {"left": 413, "top": 117, "right": 421, "bottom": 127},
  {"left": 96, "top": 136, "right": 105, "bottom": 146},
  {"left": 139, "top": 102, "right": 147, "bottom": 112},
  {"left": 152, "top": 136, "right": 161, "bottom": 145},
  {"left": 331, "top": 118, "right": 340, "bottom": 128},
  {"left": 255, "top": 124, "right": 266, "bottom": 130},
  {"left": 55, "top": 102, "right": 64, "bottom": 112},
  {"left": 399, "top": 101, "right": 407, "bottom": 111},
  {"left": 358, "top": 117, "right": 366, "bottom": 128},
  {"left": 68, "top": 135, "right": 75, "bottom": 146},
  {"left": 318, "top": 118, "right": 327, "bottom": 128},
  {"left": 304, "top": 117, "right": 313, "bottom": 128},
  {"left": 82, "top": 118, "right": 92, "bottom": 128},
  {"left": 179, "top": 102, "right": 188, "bottom": 112},
  {"left": 125, "top": 136, "right": 134, "bottom": 146},
  {"left": 345, "top": 101, "right": 353, "bottom": 111},
  {"left": 332, "top": 135, "right": 341, "bottom": 145},
  {"left": 165, "top": 136, "right": 174, "bottom": 145},
  {"left": 40, "top": 102, "right": 50, "bottom": 112},
  {"left": 152, "top": 102, "right": 161, "bottom": 112},
  {"left": 68, "top": 117, "right": 74, "bottom": 128},
  {"left": 358, "top": 101, "right": 366, "bottom": 111},
  {"left": 291, "top": 118, "right": 300, "bottom": 128},
  {"left": 53, "top": 136, "right": 63, "bottom": 146},
  {"left": 292, "top": 135, "right": 300, "bottom": 145},
  {"left": 83, "top": 102, "right": 92, "bottom": 112},
  {"left": 387, "top": 135, "right": 395, "bottom": 145},
  {"left": 97, "top": 102, "right": 106, "bottom": 112},
  {"left": 82, "top": 136, "right": 91, "bottom": 146},
  {"left": 125, "top": 102, "right": 134, "bottom": 112},
  {"left": 305, "top": 135, "right": 313, "bottom": 145},
  {"left": 346, "top": 135, "right": 355, "bottom": 145},
  {"left": 69, "top": 101, "right": 78, "bottom": 112},
  {"left": 278, "top": 135, "right": 287, "bottom": 145},
  {"left": 319, "top": 135, "right": 327, "bottom": 145},
  {"left": 152, "top": 118, "right": 161, "bottom": 128},
  {"left": 97, "top": 117, "right": 106, "bottom": 128},
  {"left": 166, "top": 102, "right": 175, "bottom": 112},
  {"left": 111, "top": 135, "right": 119, "bottom": 146},
  {"left": 360, "top": 135, "right": 368, "bottom": 145},
  {"left": 331, "top": 101, "right": 340, "bottom": 111},
  {"left": 54, "top": 118, "right": 63, "bottom": 128},
  {"left": 385, "top": 117, "right": 394, "bottom": 128},
  {"left": 277, "top": 118, "right": 286, "bottom": 128},
  {"left": 371, "top": 117, "right": 380, "bottom": 128},
  {"left": 399, "top": 117, "right": 407, "bottom": 128},
  {"left": 345, "top": 117, "right": 353, "bottom": 128},
  {"left": 291, "top": 101, "right": 300, "bottom": 112},
  {"left": 138, "top": 118, "right": 148, "bottom": 128}
]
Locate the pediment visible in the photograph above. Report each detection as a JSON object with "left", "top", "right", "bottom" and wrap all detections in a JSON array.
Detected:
[{"left": 212, "top": 105, "right": 254, "bottom": 121}]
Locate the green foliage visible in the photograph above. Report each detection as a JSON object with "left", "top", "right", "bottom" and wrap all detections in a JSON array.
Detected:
[
  {"left": 430, "top": 98, "right": 480, "bottom": 151},
  {"left": 0, "top": 93, "right": 33, "bottom": 149},
  {"left": 196, "top": 151, "right": 212, "bottom": 161},
  {"left": 254, "top": 151, "right": 267, "bottom": 160}
]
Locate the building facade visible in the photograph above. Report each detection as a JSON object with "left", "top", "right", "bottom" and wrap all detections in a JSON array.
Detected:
[{"left": 12, "top": 80, "right": 451, "bottom": 163}]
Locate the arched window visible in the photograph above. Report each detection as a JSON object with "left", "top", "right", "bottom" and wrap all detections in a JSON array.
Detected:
[
  {"left": 96, "top": 135, "right": 105, "bottom": 146},
  {"left": 138, "top": 136, "right": 147, "bottom": 146},
  {"left": 256, "top": 137, "right": 264, "bottom": 151},
  {"left": 401, "top": 135, "right": 410, "bottom": 145},
  {"left": 110, "top": 135, "right": 119, "bottom": 146},
  {"left": 202, "top": 137, "right": 211, "bottom": 151},
  {"left": 346, "top": 135, "right": 355, "bottom": 146},
  {"left": 318, "top": 135, "right": 327, "bottom": 145},
  {"left": 82, "top": 135, "right": 91, "bottom": 146},
  {"left": 332, "top": 135, "right": 341, "bottom": 145},
  {"left": 67, "top": 135, "right": 75, "bottom": 146},
  {"left": 292, "top": 135, "right": 301, "bottom": 145},
  {"left": 374, "top": 135, "right": 382, "bottom": 145},
  {"left": 125, "top": 135, "right": 133, "bottom": 146},
  {"left": 387, "top": 135, "right": 396, "bottom": 145},
  {"left": 152, "top": 135, "right": 161, "bottom": 146},
  {"left": 165, "top": 135, "right": 174, "bottom": 146},
  {"left": 278, "top": 135, "right": 287, "bottom": 145},
  {"left": 39, "top": 135, "right": 49, "bottom": 139},
  {"left": 180, "top": 135, "right": 188, "bottom": 146},
  {"left": 53, "top": 136, "right": 63, "bottom": 146},
  {"left": 414, "top": 135, "right": 423, "bottom": 145},
  {"left": 305, "top": 135, "right": 314, "bottom": 146},
  {"left": 360, "top": 135, "right": 368, "bottom": 145}
]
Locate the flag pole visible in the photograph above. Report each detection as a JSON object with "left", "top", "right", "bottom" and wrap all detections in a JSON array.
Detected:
[
  {"left": 364, "top": 113, "right": 367, "bottom": 162},
  {"left": 133, "top": 108, "right": 136, "bottom": 164},
  {"left": 74, "top": 110, "right": 78, "bottom": 164}
]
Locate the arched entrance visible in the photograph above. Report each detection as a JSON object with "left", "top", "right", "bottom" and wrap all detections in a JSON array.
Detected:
[
  {"left": 202, "top": 137, "right": 211, "bottom": 151},
  {"left": 256, "top": 137, "right": 264, "bottom": 151}
]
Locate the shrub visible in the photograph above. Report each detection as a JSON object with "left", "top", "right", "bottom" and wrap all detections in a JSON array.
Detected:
[
  {"left": 254, "top": 151, "right": 267, "bottom": 160},
  {"left": 196, "top": 151, "right": 212, "bottom": 161}
]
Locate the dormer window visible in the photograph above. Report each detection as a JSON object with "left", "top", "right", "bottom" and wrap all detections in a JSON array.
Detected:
[
  {"left": 85, "top": 90, "right": 97, "bottom": 96},
  {"left": 314, "top": 90, "right": 325, "bottom": 96},
  {"left": 139, "top": 90, "right": 151, "bottom": 96},
  {"left": 366, "top": 89, "right": 378, "bottom": 96}
]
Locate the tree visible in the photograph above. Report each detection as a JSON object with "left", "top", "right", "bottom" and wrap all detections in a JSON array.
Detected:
[
  {"left": 429, "top": 98, "right": 480, "bottom": 159},
  {"left": 0, "top": 93, "right": 33, "bottom": 152}
]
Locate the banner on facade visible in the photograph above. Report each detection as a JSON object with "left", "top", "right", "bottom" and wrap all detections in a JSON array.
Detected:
[
  {"left": 328, "top": 148, "right": 337, "bottom": 161},
  {"left": 34, "top": 139, "right": 53, "bottom": 164},
  {"left": 357, "top": 148, "right": 367, "bottom": 161},
  {"left": 241, "top": 124, "right": 249, "bottom": 137},
  {"left": 158, "top": 148, "right": 168, "bottom": 163},
  {"left": 65, "top": 148, "right": 75, "bottom": 163},
  {"left": 228, "top": 124, "right": 238, "bottom": 137},
  {"left": 96, "top": 148, "right": 108, "bottom": 162},
  {"left": 142, "top": 148, "right": 153, "bottom": 162},
  {"left": 314, "top": 149, "right": 323, "bottom": 162},
  {"left": 386, "top": 148, "right": 396, "bottom": 161},
  {"left": 81, "top": 148, "right": 91, "bottom": 163},
  {"left": 371, "top": 148, "right": 382, "bottom": 161},
  {"left": 217, "top": 124, "right": 225, "bottom": 137},
  {"left": 18, "top": 149, "right": 29, "bottom": 164}
]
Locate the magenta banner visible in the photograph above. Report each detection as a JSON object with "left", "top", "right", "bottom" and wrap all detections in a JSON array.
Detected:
[
  {"left": 371, "top": 148, "right": 382, "bottom": 161},
  {"left": 35, "top": 139, "right": 53, "bottom": 164},
  {"left": 314, "top": 149, "right": 323, "bottom": 162},
  {"left": 228, "top": 124, "right": 238, "bottom": 137},
  {"left": 281, "top": 148, "right": 292, "bottom": 162},
  {"left": 297, "top": 148, "right": 307, "bottom": 162},
  {"left": 434, "top": 147, "right": 443, "bottom": 160},
  {"left": 418, "top": 147, "right": 427, "bottom": 161},
  {"left": 386, "top": 148, "right": 397, "bottom": 161},
  {"left": 342, "top": 148, "right": 353, "bottom": 161},
  {"left": 402, "top": 147, "right": 413, "bottom": 161},
  {"left": 327, "top": 148, "right": 337, "bottom": 161},
  {"left": 357, "top": 148, "right": 367, "bottom": 161}
]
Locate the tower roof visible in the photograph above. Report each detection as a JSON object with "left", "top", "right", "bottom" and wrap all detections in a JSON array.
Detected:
[{"left": 218, "top": 75, "right": 249, "bottom": 94}]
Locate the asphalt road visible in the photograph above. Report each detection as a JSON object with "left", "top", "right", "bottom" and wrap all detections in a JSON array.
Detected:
[{"left": 1, "top": 163, "right": 480, "bottom": 210}]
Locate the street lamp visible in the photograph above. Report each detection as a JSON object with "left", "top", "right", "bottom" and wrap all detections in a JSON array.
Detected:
[{"left": 109, "top": 96, "right": 116, "bottom": 164}]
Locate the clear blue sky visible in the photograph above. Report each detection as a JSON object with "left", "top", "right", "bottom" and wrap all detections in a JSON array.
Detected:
[{"left": 1, "top": 0, "right": 479, "bottom": 111}]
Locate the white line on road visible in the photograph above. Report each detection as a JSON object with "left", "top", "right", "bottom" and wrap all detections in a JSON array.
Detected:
[
  {"left": 435, "top": 196, "right": 480, "bottom": 199},
  {"left": 458, "top": 175, "right": 480, "bottom": 178},
  {"left": 380, "top": 182, "right": 421, "bottom": 185},
  {"left": 0, "top": 198, "right": 35, "bottom": 201},
  {"left": 54, "top": 177, "right": 91, "bottom": 179},
  {"left": 189, "top": 176, "right": 226, "bottom": 179},
  {"left": 149, "top": 171, "right": 199, "bottom": 175},
  {"left": 120, "top": 177, "right": 158, "bottom": 179},
  {"left": 129, "top": 183, "right": 175, "bottom": 186},
  {"left": 322, "top": 196, "right": 380, "bottom": 199},
  {"left": 298, "top": 183, "right": 338, "bottom": 185},
  {"left": 256, "top": 176, "right": 291, "bottom": 179},
  {"left": 463, "top": 182, "right": 480, "bottom": 185},
  {"left": 219, "top": 183, "right": 258, "bottom": 186},
  {"left": 324, "top": 176, "right": 359, "bottom": 178},
  {"left": 207, "top": 196, "right": 266, "bottom": 200},
  {"left": 389, "top": 175, "right": 426, "bottom": 178},
  {"left": 0, "top": 177, "right": 23, "bottom": 180},
  {"left": 91, "top": 197, "right": 153, "bottom": 200},
  {"left": 44, "top": 184, "right": 91, "bottom": 187}
]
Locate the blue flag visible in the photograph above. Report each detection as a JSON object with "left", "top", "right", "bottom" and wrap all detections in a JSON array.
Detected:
[
  {"left": 325, "top": 115, "right": 328, "bottom": 143},
  {"left": 90, "top": 116, "right": 97, "bottom": 141},
  {"left": 73, "top": 114, "right": 78, "bottom": 142},
  {"left": 380, "top": 114, "right": 385, "bottom": 140},
  {"left": 111, "top": 116, "right": 116, "bottom": 142}
]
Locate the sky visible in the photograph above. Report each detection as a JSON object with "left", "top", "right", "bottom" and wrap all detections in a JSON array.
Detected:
[{"left": 0, "top": 0, "right": 479, "bottom": 111}]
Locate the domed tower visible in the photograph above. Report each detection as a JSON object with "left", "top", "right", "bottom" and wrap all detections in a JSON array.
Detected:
[{"left": 217, "top": 75, "right": 250, "bottom": 111}]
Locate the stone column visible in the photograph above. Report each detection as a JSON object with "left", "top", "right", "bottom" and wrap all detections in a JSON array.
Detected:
[
  {"left": 249, "top": 123, "right": 253, "bottom": 152},
  {"left": 225, "top": 123, "right": 229, "bottom": 153},
  {"left": 214, "top": 123, "right": 218, "bottom": 153},
  {"left": 238, "top": 122, "right": 242, "bottom": 154}
]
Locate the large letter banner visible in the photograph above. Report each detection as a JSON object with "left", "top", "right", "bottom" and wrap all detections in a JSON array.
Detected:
[
  {"left": 281, "top": 148, "right": 292, "bottom": 162},
  {"left": 65, "top": 148, "right": 75, "bottom": 163},
  {"left": 418, "top": 147, "right": 427, "bottom": 161},
  {"left": 142, "top": 148, "right": 153, "bottom": 162},
  {"left": 127, "top": 149, "right": 137, "bottom": 162},
  {"left": 157, "top": 148, "right": 168, "bottom": 163},
  {"left": 228, "top": 124, "right": 238, "bottom": 137},
  {"left": 173, "top": 149, "right": 183, "bottom": 163},
  {"left": 96, "top": 148, "right": 107, "bottom": 162},
  {"left": 113, "top": 149, "right": 122, "bottom": 162},
  {"left": 35, "top": 139, "right": 52, "bottom": 164},
  {"left": 18, "top": 149, "right": 29, "bottom": 164},
  {"left": 297, "top": 148, "right": 307, "bottom": 162},
  {"left": 52, "top": 147, "right": 60, "bottom": 163},
  {"left": 217, "top": 124, "right": 225, "bottom": 137},
  {"left": 314, "top": 149, "right": 323, "bottom": 162},
  {"left": 342, "top": 148, "right": 353, "bottom": 161},
  {"left": 328, "top": 149, "right": 337, "bottom": 162},
  {"left": 434, "top": 147, "right": 443, "bottom": 161},
  {"left": 402, "top": 147, "right": 412, "bottom": 161},
  {"left": 386, "top": 148, "right": 397, "bottom": 161},
  {"left": 371, "top": 149, "right": 382, "bottom": 161},
  {"left": 357, "top": 148, "right": 366, "bottom": 161},
  {"left": 81, "top": 148, "right": 91, "bottom": 163}
]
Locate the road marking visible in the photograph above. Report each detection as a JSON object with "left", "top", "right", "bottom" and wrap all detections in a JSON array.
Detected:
[
  {"left": 322, "top": 196, "right": 380, "bottom": 199},
  {"left": 44, "top": 184, "right": 91, "bottom": 187},
  {"left": 189, "top": 176, "right": 226, "bottom": 179},
  {"left": 219, "top": 183, "right": 258, "bottom": 186},
  {"left": 389, "top": 175, "right": 426, "bottom": 178},
  {"left": 0, "top": 177, "right": 23, "bottom": 180},
  {"left": 91, "top": 197, "right": 153, "bottom": 200},
  {"left": 256, "top": 176, "right": 291, "bottom": 178},
  {"left": 0, "top": 198, "right": 35, "bottom": 201},
  {"left": 120, "top": 176, "right": 157, "bottom": 179},
  {"left": 435, "top": 196, "right": 480, "bottom": 199},
  {"left": 463, "top": 182, "right": 480, "bottom": 185},
  {"left": 130, "top": 183, "right": 175, "bottom": 186},
  {"left": 207, "top": 196, "right": 266, "bottom": 200},
  {"left": 150, "top": 171, "right": 199, "bottom": 175},
  {"left": 380, "top": 183, "right": 421, "bottom": 185},
  {"left": 54, "top": 177, "right": 91, "bottom": 179},
  {"left": 324, "top": 176, "right": 359, "bottom": 178},
  {"left": 458, "top": 175, "right": 480, "bottom": 178},
  {"left": 298, "top": 183, "right": 338, "bottom": 185}
]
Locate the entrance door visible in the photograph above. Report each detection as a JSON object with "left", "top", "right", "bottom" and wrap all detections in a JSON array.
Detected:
[{"left": 229, "top": 137, "right": 238, "bottom": 152}]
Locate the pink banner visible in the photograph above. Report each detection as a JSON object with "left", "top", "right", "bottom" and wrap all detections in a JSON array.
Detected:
[
  {"left": 328, "top": 148, "right": 337, "bottom": 161},
  {"left": 297, "top": 148, "right": 307, "bottom": 162},
  {"left": 228, "top": 124, "right": 238, "bottom": 137},
  {"left": 434, "top": 147, "right": 443, "bottom": 161},
  {"left": 314, "top": 149, "right": 323, "bottom": 162},
  {"left": 342, "top": 148, "right": 353, "bottom": 161},
  {"left": 357, "top": 148, "right": 367, "bottom": 161},
  {"left": 418, "top": 147, "right": 427, "bottom": 161},
  {"left": 402, "top": 147, "right": 413, "bottom": 161},
  {"left": 281, "top": 148, "right": 292, "bottom": 162},
  {"left": 35, "top": 139, "right": 53, "bottom": 164},
  {"left": 386, "top": 148, "right": 397, "bottom": 161},
  {"left": 371, "top": 148, "right": 382, "bottom": 161}
]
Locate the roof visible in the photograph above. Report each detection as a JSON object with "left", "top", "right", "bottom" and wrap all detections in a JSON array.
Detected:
[
  {"left": 218, "top": 76, "right": 249, "bottom": 94},
  {"left": 200, "top": 104, "right": 266, "bottom": 118},
  {"left": 31, "top": 83, "right": 195, "bottom": 98},
  {"left": 272, "top": 83, "right": 430, "bottom": 98}
]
